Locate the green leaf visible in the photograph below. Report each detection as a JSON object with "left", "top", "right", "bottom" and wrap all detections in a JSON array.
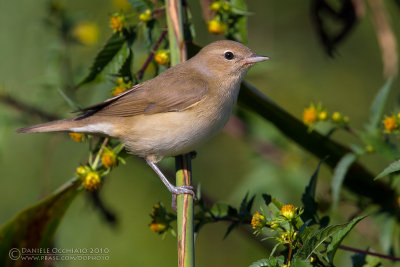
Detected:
[
  {"left": 230, "top": 0, "right": 248, "bottom": 43},
  {"left": 331, "top": 153, "right": 357, "bottom": 208},
  {"left": 375, "top": 159, "right": 400, "bottom": 180},
  {"left": 360, "top": 131, "right": 400, "bottom": 159},
  {"left": 301, "top": 159, "right": 325, "bottom": 225},
  {"left": 290, "top": 258, "right": 313, "bottom": 267},
  {"left": 223, "top": 221, "right": 239, "bottom": 239},
  {"left": 235, "top": 16, "right": 248, "bottom": 44},
  {"left": 77, "top": 33, "right": 126, "bottom": 87},
  {"left": 295, "top": 216, "right": 366, "bottom": 261},
  {"left": 262, "top": 194, "right": 272, "bottom": 206},
  {"left": 365, "top": 78, "right": 394, "bottom": 133},
  {"left": 249, "top": 256, "right": 284, "bottom": 267},
  {"left": 326, "top": 216, "right": 367, "bottom": 263},
  {"left": 118, "top": 48, "right": 134, "bottom": 80},
  {"left": 127, "top": 0, "right": 153, "bottom": 12},
  {"left": 0, "top": 178, "right": 82, "bottom": 265},
  {"left": 102, "top": 43, "right": 130, "bottom": 78},
  {"left": 210, "top": 203, "right": 230, "bottom": 218}
]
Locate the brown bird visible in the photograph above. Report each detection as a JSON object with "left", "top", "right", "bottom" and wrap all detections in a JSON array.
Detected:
[{"left": 17, "top": 40, "right": 269, "bottom": 201}]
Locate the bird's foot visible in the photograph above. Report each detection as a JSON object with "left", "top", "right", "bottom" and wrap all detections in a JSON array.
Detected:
[{"left": 171, "top": 185, "right": 197, "bottom": 211}]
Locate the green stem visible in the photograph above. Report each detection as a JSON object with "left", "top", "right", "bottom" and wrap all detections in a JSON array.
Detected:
[
  {"left": 175, "top": 155, "right": 195, "bottom": 267},
  {"left": 166, "top": 1, "right": 194, "bottom": 267}
]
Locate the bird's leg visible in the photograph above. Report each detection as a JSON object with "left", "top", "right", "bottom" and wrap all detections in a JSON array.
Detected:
[{"left": 145, "top": 159, "right": 197, "bottom": 210}]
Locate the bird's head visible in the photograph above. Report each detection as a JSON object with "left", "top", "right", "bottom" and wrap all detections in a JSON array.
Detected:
[{"left": 193, "top": 40, "right": 269, "bottom": 78}]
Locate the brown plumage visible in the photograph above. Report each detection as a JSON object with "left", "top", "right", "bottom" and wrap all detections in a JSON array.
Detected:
[{"left": 17, "top": 40, "right": 269, "bottom": 201}]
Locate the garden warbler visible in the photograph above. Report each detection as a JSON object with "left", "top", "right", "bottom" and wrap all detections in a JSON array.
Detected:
[{"left": 17, "top": 40, "right": 269, "bottom": 200}]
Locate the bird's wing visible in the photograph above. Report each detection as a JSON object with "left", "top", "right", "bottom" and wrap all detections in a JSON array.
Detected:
[{"left": 78, "top": 69, "right": 209, "bottom": 117}]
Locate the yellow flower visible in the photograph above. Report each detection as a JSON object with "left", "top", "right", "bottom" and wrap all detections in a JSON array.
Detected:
[
  {"left": 72, "top": 21, "right": 99, "bottom": 46},
  {"left": 210, "top": 1, "right": 222, "bottom": 12},
  {"left": 139, "top": 9, "right": 152, "bottom": 22},
  {"left": 332, "top": 112, "right": 342, "bottom": 122},
  {"left": 76, "top": 165, "right": 90, "bottom": 176},
  {"left": 110, "top": 13, "right": 125, "bottom": 32},
  {"left": 102, "top": 148, "right": 117, "bottom": 168},
  {"left": 208, "top": 19, "right": 227, "bottom": 34},
  {"left": 111, "top": 77, "right": 132, "bottom": 96},
  {"left": 251, "top": 212, "right": 266, "bottom": 229},
  {"left": 383, "top": 116, "right": 398, "bottom": 133},
  {"left": 318, "top": 110, "right": 328, "bottom": 121},
  {"left": 83, "top": 171, "right": 101, "bottom": 191},
  {"left": 149, "top": 222, "right": 167, "bottom": 233},
  {"left": 154, "top": 50, "right": 170, "bottom": 66},
  {"left": 281, "top": 204, "right": 297, "bottom": 220},
  {"left": 303, "top": 106, "right": 317, "bottom": 125},
  {"left": 69, "top": 132, "right": 85, "bottom": 142},
  {"left": 112, "top": 86, "right": 126, "bottom": 96},
  {"left": 398, "top": 113, "right": 400, "bottom": 120}
]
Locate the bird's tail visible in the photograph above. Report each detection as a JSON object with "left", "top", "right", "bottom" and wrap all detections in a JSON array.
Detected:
[{"left": 17, "top": 118, "right": 79, "bottom": 133}]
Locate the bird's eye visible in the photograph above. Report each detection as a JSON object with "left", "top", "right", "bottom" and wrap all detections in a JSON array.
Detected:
[{"left": 224, "top": 51, "right": 234, "bottom": 60}]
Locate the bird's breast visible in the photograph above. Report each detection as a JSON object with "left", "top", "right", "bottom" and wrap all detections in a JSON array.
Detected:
[{"left": 120, "top": 83, "right": 240, "bottom": 160}]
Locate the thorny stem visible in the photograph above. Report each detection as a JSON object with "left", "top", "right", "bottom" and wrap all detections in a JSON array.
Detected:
[
  {"left": 339, "top": 245, "right": 400, "bottom": 261},
  {"left": 137, "top": 30, "right": 168, "bottom": 80}
]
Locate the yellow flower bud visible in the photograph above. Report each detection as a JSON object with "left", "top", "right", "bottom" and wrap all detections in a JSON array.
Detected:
[
  {"left": 117, "top": 77, "right": 124, "bottom": 85},
  {"left": 365, "top": 145, "right": 374, "bottom": 153},
  {"left": 111, "top": 78, "right": 132, "bottom": 96},
  {"left": 111, "top": 86, "right": 126, "bottom": 96},
  {"left": 139, "top": 9, "right": 152, "bottom": 22},
  {"left": 281, "top": 204, "right": 297, "bottom": 220},
  {"left": 69, "top": 133, "right": 85, "bottom": 142},
  {"left": 207, "top": 19, "right": 227, "bottom": 34},
  {"left": 222, "top": 2, "right": 231, "bottom": 11},
  {"left": 303, "top": 106, "right": 317, "bottom": 125},
  {"left": 110, "top": 13, "right": 125, "bottom": 32},
  {"left": 318, "top": 110, "right": 328, "bottom": 121},
  {"left": 332, "top": 112, "right": 342, "bottom": 122},
  {"left": 149, "top": 222, "right": 167, "bottom": 233},
  {"left": 83, "top": 171, "right": 101, "bottom": 191},
  {"left": 210, "top": 1, "right": 222, "bottom": 12},
  {"left": 251, "top": 212, "right": 266, "bottom": 229},
  {"left": 383, "top": 116, "right": 398, "bottom": 133},
  {"left": 154, "top": 50, "right": 170, "bottom": 66},
  {"left": 76, "top": 165, "right": 90, "bottom": 176},
  {"left": 101, "top": 149, "right": 117, "bottom": 168},
  {"left": 72, "top": 21, "right": 99, "bottom": 46}
]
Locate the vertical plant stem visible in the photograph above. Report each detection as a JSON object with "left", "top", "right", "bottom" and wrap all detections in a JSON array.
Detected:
[
  {"left": 175, "top": 155, "right": 194, "bottom": 267},
  {"left": 166, "top": 1, "right": 194, "bottom": 266}
]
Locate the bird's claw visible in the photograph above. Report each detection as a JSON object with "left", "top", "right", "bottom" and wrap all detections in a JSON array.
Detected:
[{"left": 171, "top": 185, "right": 197, "bottom": 211}]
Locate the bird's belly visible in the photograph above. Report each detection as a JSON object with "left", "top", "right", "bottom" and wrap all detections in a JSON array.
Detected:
[{"left": 120, "top": 104, "right": 232, "bottom": 161}]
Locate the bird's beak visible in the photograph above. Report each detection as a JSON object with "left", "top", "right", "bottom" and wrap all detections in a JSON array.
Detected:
[{"left": 243, "top": 54, "right": 270, "bottom": 65}]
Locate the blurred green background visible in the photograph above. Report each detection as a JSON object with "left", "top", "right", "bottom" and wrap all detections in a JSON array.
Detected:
[{"left": 0, "top": 0, "right": 399, "bottom": 266}]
